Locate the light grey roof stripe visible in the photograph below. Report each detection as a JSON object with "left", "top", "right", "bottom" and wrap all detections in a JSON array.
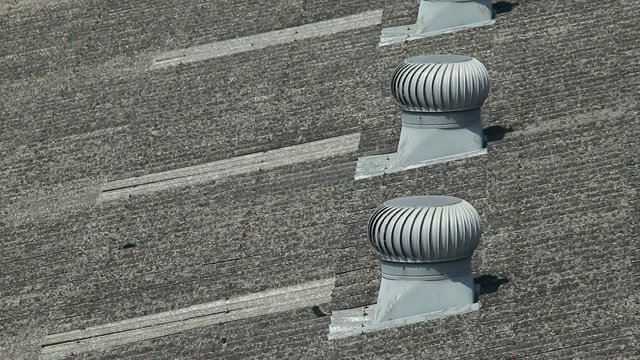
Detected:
[
  {"left": 40, "top": 278, "right": 334, "bottom": 360},
  {"left": 151, "top": 10, "right": 382, "bottom": 69},
  {"left": 99, "top": 133, "right": 360, "bottom": 202}
]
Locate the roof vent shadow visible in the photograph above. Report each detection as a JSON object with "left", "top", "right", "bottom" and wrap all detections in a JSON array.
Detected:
[
  {"left": 493, "top": 1, "right": 520, "bottom": 15},
  {"left": 474, "top": 274, "right": 510, "bottom": 296},
  {"left": 484, "top": 125, "right": 514, "bottom": 143}
]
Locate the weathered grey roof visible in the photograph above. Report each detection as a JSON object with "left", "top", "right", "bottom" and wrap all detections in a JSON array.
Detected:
[{"left": 1, "top": 0, "right": 639, "bottom": 358}]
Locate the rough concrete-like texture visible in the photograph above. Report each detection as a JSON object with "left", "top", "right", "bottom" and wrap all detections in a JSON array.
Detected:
[{"left": 1, "top": 0, "right": 639, "bottom": 358}]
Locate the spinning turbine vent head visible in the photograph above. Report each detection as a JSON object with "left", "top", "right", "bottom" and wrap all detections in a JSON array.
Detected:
[
  {"left": 369, "top": 195, "right": 482, "bottom": 263},
  {"left": 391, "top": 55, "right": 490, "bottom": 113}
]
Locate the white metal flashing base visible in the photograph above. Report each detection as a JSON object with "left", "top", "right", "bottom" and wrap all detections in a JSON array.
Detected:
[
  {"left": 379, "top": 20, "right": 494, "bottom": 46},
  {"left": 379, "top": 0, "right": 494, "bottom": 46},
  {"left": 328, "top": 302, "right": 481, "bottom": 340},
  {"left": 354, "top": 148, "right": 487, "bottom": 180}
]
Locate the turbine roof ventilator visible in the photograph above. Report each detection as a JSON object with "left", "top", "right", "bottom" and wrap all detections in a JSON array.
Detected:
[
  {"left": 368, "top": 195, "right": 483, "bottom": 323},
  {"left": 327, "top": 195, "right": 484, "bottom": 339},
  {"left": 354, "top": 54, "right": 491, "bottom": 179}
]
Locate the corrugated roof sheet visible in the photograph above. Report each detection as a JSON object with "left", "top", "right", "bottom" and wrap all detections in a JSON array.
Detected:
[{"left": 1, "top": 0, "right": 639, "bottom": 358}]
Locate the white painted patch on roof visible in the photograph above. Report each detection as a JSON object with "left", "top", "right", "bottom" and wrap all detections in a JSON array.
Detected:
[
  {"left": 151, "top": 9, "right": 383, "bottom": 69},
  {"left": 40, "top": 278, "right": 334, "bottom": 360},
  {"left": 99, "top": 133, "right": 361, "bottom": 201}
]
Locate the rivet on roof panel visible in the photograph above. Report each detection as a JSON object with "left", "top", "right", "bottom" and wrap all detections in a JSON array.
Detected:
[{"left": 380, "top": 0, "right": 495, "bottom": 45}]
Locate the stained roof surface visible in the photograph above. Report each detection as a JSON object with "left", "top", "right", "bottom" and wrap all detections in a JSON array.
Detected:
[{"left": 1, "top": 0, "right": 639, "bottom": 359}]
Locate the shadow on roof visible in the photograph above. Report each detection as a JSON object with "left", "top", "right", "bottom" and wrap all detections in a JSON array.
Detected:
[
  {"left": 474, "top": 274, "right": 510, "bottom": 295},
  {"left": 484, "top": 125, "right": 514, "bottom": 143},
  {"left": 493, "top": 1, "right": 520, "bottom": 15}
]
